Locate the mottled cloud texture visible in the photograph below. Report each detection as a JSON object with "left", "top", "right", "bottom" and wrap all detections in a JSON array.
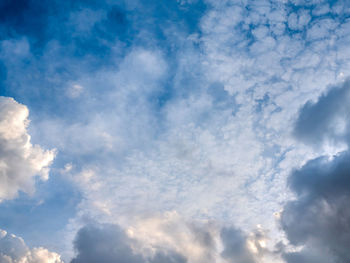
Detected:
[{"left": 1, "top": 0, "right": 350, "bottom": 262}]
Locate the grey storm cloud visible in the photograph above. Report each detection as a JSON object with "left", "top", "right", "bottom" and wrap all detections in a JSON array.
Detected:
[
  {"left": 220, "top": 227, "right": 256, "bottom": 263},
  {"left": 70, "top": 221, "right": 264, "bottom": 263},
  {"left": 294, "top": 79, "right": 350, "bottom": 146},
  {"left": 70, "top": 223, "right": 187, "bottom": 263},
  {"left": 281, "top": 79, "right": 350, "bottom": 263}
]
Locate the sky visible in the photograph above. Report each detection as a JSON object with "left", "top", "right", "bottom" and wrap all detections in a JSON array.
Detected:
[{"left": 0, "top": 0, "right": 350, "bottom": 262}]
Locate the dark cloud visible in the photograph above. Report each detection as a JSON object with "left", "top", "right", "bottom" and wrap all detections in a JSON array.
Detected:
[
  {"left": 282, "top": 79, "right": 350, "bottom": 263},
  {"left": 71, "top": 224, "right": 143, "bottom": 263},
  {"left": 70, "top": 223, "right": 187, "bottom": 263},
  {"left": 294, "top": 79, "right": 350, "bottom": 146},
  {"left": 70, "top": 221, "right": 267, "bottom": 263},
  {"left": 221, "top": 227, "right": 257, "bottom": 263},
  {"left": 281, "top": 152, "right": 350, "bottom": 263}
]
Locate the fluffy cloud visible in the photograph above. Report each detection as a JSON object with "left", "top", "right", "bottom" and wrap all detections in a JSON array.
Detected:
[
  {"left": 70, "top": 224, "right": 144, "bottom": 263},
  {"left": 281, "top": 80, "right": 350, "bottom": 262},
  {"left": 70, "top": 223, "right": 186, "bottom": 263},
  {"left": 0, "top": 229, "right": 63, "bottom": 263},
  {"left": 220, "top": 227, "right": 257, "bottom": 263},
  {"left": 1, "top": 0, "right": 350, "bottom": 262},
  {"left": 0, "top": 97, "right": 55, "bottom": 201},
  {"left": 69, "top": 212, "right": 278, "bottom": 263},
  {"left": 294, "top": 79, "right": 350, "bottom": 147},
  {"left": 57, "top": 1, "right": 350, "bottom": 256}
]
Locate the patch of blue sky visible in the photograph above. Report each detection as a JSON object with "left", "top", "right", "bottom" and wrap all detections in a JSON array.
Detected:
[
  {"left": 0, "top": 172, "right": 80, "bottom": 252},
  {"left": 0, "top": 0, "right": 207, "bottom": 124},
  {"left": 1, "top": 0, "right": 350, "bottom": 262}
]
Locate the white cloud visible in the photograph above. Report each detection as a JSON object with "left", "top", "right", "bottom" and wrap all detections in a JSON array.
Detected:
[
  {"left": 25, "top": 1, "right": 350, "bottom": 261},
  {"left": 0, "top": 229, "right": 63, "bottom": 263},
  {"left": 0, "top": 97, "right": 56, "bottom": 201},
  {"left": 69, "top": 212, "right": 280, "bottom": 263}
]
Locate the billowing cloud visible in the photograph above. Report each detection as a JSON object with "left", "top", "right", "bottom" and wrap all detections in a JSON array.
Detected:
[
  {"left": 294, "top": 79, "right": 350, "bottom": 147},
  {"left": 70, "top": 223, "right": 186, "bottom": 263},
  {"left": 281, "top": 80, "right": 350, "bottom": 262},
  {"left": 221, "top": 227, "right": 256, "bottom": 263},
  {"left": 0, "top": 97, "right": 56, "bottom": 201},
  {"left": 61, "top": 0, "right": 350, "bottom": 239},
  {"left": 69, "top": 212, "right": 276, "bottom": 263},
  {"left": 1, "top": 0, "right": 350, "bottom": 262},
  {"left": 70, "top": 224, "right": 144, "bottom": 263},
  {"left": 0, "top": 228, "right": 63, "bottom": 263}
]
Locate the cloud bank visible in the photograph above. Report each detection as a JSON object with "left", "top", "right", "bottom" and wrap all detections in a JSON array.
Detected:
[
  {"left": 70, "top": 218, "right": 273, "bottom": 263},
  {"left": 67, "top": 210, "right": 285, "bottom": 263},
  {"left": 281, "top": 80, "right": 350, "bottom": 263}
]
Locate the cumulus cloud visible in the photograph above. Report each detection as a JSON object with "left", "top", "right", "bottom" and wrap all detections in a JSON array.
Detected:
[
  {"left": 70, "top": 223, "right": 186, "bottom": 263},
  {"left": 70, "top": 224, "right": 144, "bottom": 263},
  {"left": 59, "top": 1, "right": 350, "bottom": 255},
  {"left": 0, "top": 229, "right": 63, "bottom": 263},
  {"left": 69, "top": 212, "right": 277, "bottom": 263},
  {"left": 0, "top": 97, "right": 56, "bottom": 201},
  {"left": 2, "top": 0, "right": 350, "bottom": 262},
  {"left": 221, "top": 227, "right": 257, "bottom": 263},
  {"left": 281, "top": 80, "right": 350, "bottom": 262},
  {"left": 294, "top": 79, "right": 350, "bottom": 147}
]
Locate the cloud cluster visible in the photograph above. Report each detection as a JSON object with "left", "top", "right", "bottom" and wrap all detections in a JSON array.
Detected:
[
  {"left": 54, "top": 1, "right": 350, "bottom": 258},
  {"left": 70, "top": 213, "right": 274, "bottom": 263},
  {"left": 281, "top": 80, "right": 350, "bottom": 262},
  {"left": 1, "top": 0, "right": 350, "bottom": 262},
  {"left": 0, "top": 97, "right": 55, "bottom": 201},
  {"left": 0, "top": 229, "right": 63, "bottom": 263},
  {"left": 70, "top": 223, "right": 186, "bottom": 263}
]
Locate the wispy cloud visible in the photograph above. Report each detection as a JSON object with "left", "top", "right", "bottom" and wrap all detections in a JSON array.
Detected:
[{"left": 1, "top": 0, "right": 350, "bottom": 262}]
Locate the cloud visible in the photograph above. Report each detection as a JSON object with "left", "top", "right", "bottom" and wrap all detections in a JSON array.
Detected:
[
  {"left": 0, "top": 228, "right": 63, "bottom": 263},
  {"left": 70, "top": 223, "right": 187, "bottom": 263},
  {"left": 122, "top": 212, "right": 216, "bottom": 263},
  {"left": 2, "top": 0, "right": 350, "bottom": 262},
  {"left": 294, "top": 79, "right": 350, "bottom": 147},
  {"left": 0, "top": 97, "right": 56, "bottom": 201},
  {"left": 70, "top": 224, "right": 144, "bottom": 263},
  {"left": 69, "top": 212, "right": 276, "bottom": 263},
  {"left": 66, "top": 84, "right": 84, "bottom": 99},
  {"left": 281, "top": 80, "right": 350, "bottom": 262},
  {"left": 56, "top": 2, "right": 350, "bottom": 256},
  {"left": 221, "top": 227, "right": 256, "bottom": 263}
]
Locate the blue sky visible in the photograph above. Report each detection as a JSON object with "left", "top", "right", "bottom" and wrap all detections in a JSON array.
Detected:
[{"left": 1, "top": 0, "right": 350, "bottom": 262}]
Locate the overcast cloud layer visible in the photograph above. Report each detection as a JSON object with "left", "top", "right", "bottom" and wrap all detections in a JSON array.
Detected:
[{"left": 1, "top": 0, "right": 350, "bottom": 262}]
